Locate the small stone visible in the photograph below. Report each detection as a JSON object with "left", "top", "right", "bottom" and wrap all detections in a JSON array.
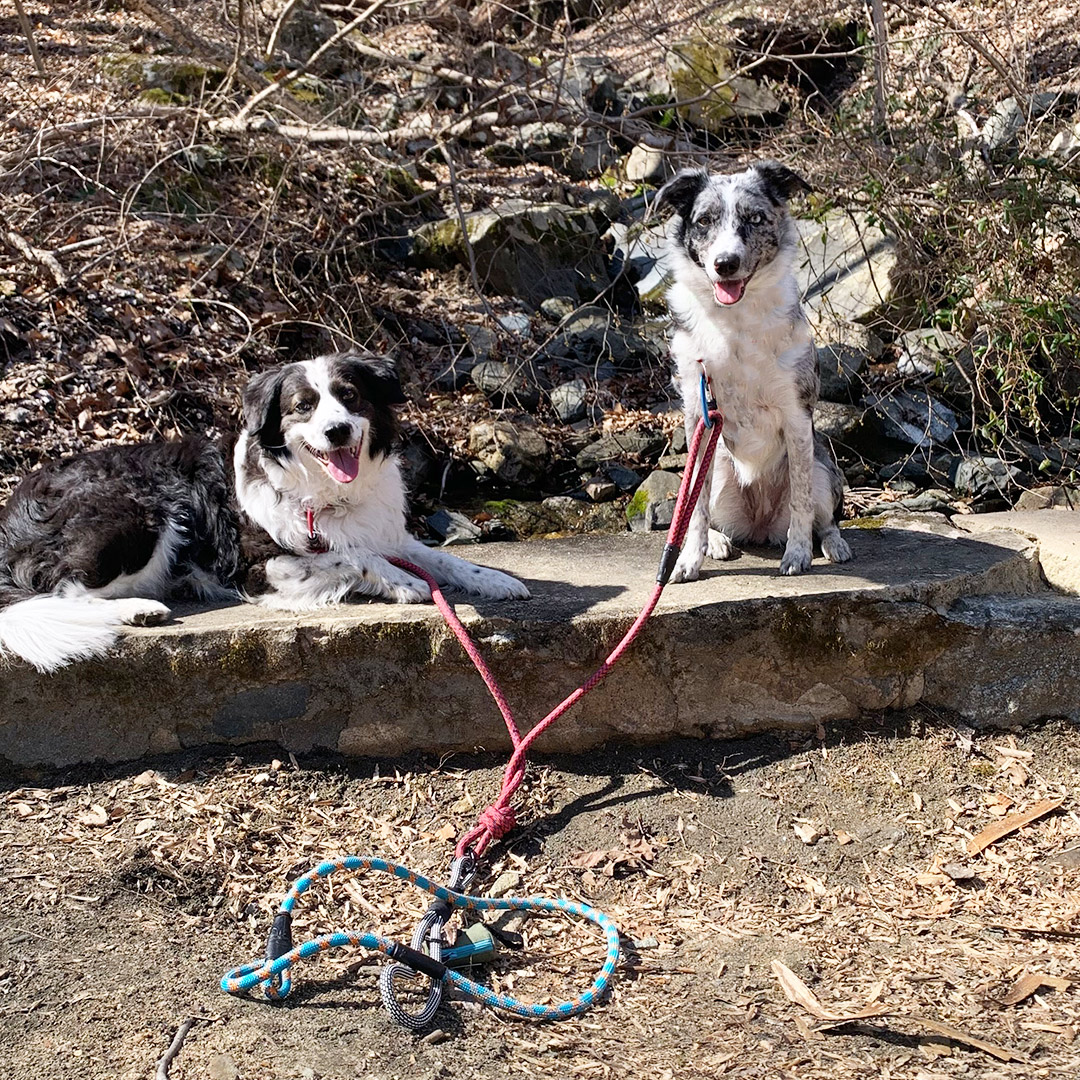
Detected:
[
  {"left": 468, "top": 420, "right": 549, "bottom": 484},
  {"left": 1014, "top": 485, "right": 1077, "bottom": 511},
  {"left": 426, "top": 509, "right": 481, "bottom": 546},
  {"left": 816, "top": 340, "right": 869, "bottom": 402},
  {"left": 897, "top": 326, "right": 962, "bottom": 379},
  {"left": 584, "top": 478, "right": 619, "bottom": 502},
  {"left": 627, "top": 470, "right": 682, "bottom": 531},
  {"left": 420, "top": 1029, "right": 449, "bottom": 1046},
  {"left": 470, "top": 360, "right": 540, "bottom": 410},
  {"left": 549, "top": 378, "right": 588, "bottom": 423},
  {"left": 539, "top": 296, "right": 577, "bottom": 322},
  {"left": 625, "top": 143, "right": 672, "bottom": 185},
  {"left": 949, "top": 454, "right": 1023, "bottom": 501},
  {"left": 489, "top": 871, "right": 521, "bottom": 898},
  {"left": 462, "top": 323, "right": 497, "bottom": 362},
  {"left": 813, "top": 401, "right": 863, "bottom": 444},
  {"left": 605, "top": 465, "right": 642, "bottom": 491},
  {"left": 576, "top": 429, "right": 666, "bottom": 471},
  {"left": 497, "top": 312, "right": 532, "bottom": 338},
  {"left": 941, "top": 862, "right": 977, "bottom": 882},
  {"left": 208, "top": 1055, "right": 240, "bottom": 1080}
]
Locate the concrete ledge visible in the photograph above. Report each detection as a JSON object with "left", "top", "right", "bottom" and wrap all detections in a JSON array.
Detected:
[{"left": 3, "top": 525, "right": 1077, "bottom": 768}]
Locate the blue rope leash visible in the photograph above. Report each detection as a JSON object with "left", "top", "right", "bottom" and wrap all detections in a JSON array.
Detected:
[{"left": 221, "top": 855, "right": 621, "bottom": 1021}]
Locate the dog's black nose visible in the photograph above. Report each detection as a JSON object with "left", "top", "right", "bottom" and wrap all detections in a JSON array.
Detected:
[
  {"left": 324, "top": 423, "right": 352, "bottom": 447},
  {"left": 713, "top": 255, "right": 740, "bottom": 278}
]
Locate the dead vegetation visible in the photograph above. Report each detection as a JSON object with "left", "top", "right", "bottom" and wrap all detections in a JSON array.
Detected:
[{"left": 1, "top": 716, "right": 1079, "bottom": 1077}]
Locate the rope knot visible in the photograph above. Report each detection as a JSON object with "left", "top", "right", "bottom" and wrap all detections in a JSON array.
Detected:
[{"left": 478, "top": 803, "right": 516, "bottom": 840}]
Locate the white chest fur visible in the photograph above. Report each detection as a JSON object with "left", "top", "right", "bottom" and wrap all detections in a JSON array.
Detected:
[
  {"left": 234, "top": 432, "right": 410, "bottom": 554},
  {"left": 669, "top": 269, "right": 811, "bottom": 481}
]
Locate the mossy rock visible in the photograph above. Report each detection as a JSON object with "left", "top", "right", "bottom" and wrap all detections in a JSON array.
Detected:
[{"left": 101, "top": 54, "right": 226, "bottom": 100}]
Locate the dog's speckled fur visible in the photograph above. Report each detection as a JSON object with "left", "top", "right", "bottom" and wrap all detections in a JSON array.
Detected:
[{"left": 655, "top": 162, "right": 852, "bottom": 578}]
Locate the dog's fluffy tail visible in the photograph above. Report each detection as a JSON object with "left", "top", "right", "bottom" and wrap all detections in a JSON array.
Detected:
[{"left": 0, "top": 592, "right": 168, "bottom": 673}]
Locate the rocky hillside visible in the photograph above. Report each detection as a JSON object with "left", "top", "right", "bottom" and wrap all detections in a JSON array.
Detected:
[{"left": 1, "top": 0, "right": 1078, "bottom": 541}]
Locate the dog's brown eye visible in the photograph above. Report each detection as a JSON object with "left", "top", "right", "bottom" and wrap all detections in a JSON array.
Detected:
[
  {"left": 337, "top": 386, "right": 356, "bottom": 403},
  {"left": 294, "top": 399, "right": 314, "bottom": 415}
]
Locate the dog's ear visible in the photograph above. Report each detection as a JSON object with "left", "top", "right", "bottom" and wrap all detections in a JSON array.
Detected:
[
  {"left": 753, "top": 161, "right": 812, "bottom": 204},
  {"left": 241, "top": 366, "right": 288, "bottom": 452},
  {"left": 341, "top": 352, "right": 407, "bottom": 406},
  {"left": 652, "top": 169, "right": 709, "bottom": 221}
]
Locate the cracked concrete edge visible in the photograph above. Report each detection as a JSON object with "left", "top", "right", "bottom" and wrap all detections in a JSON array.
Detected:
[{"left": 954, "top": 510, "right": 1079, "bottom": 595}]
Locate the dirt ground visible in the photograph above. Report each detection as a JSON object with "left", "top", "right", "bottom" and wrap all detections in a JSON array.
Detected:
[{"left": 1, "top": 711, "right": 1078, "bottom": 1080}]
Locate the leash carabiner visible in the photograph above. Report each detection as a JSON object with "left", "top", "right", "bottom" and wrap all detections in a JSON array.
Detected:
[
  {"left": 377, "top": 854, "right": 476, "bottom": 1030},
  {"left": 699, "top": 371, "right": 716, "bottom": 429}
]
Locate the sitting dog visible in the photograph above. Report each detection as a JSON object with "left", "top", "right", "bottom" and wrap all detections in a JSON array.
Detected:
[
  {"left": 0, "top": 351, "right": 528, "bottom": 672},
  {"left": 654, "top": 161, "right": 853, "bottom": 578}
]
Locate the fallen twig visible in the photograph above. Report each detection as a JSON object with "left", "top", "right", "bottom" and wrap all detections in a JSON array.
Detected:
[
  {"left": 4, "top": 230, "right": 67, "bottom": 287},
  {"left": 13, "top": 0, "right": 45, "bottom": 77},
  {"left": 155, "top": 1017, "right": 197, "bottom": 1080},
  {"left": 967, "top": 796, "right": 1065, "bottom": 855}
]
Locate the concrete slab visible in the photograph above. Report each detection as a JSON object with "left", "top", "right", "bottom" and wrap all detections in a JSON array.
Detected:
[
  {"left": 3, "top": 525, "right": 1078, "bottom": 769},
  {"left": 955, "top": 508, "right": 1079, "bottom": 594}
]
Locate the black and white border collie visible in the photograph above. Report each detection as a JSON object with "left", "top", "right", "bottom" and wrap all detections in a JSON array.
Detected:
[
  {"left": 0, "top": 351, "right": 528, "bottom": 672},
  {"left": 654, "top": 161, "right": 853, "bottom": 578}
]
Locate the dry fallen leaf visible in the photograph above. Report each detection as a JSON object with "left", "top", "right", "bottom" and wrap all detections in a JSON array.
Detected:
[
  {"left": 77, "top": 804, "right": 109, "bottom": 827},
  {"left": 793, "top": 822, "right": 822, "bottom": 845},
  {"left": 999, "top": 971, "right": 1074, "bottom": 1007},
  {"left": 771, "top": 960, "right": 889, "bottom": 1021}
]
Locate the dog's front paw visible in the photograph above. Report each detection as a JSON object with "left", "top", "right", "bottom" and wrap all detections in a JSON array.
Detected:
[
  {"left": 385, "top": 579, "right": 432, "bottom": 604},
  {"left": 466, "top": 567, "right": 530, "bottom": 601},
  {"left": 821, "top": 531, "right": 853, "bottom": 564},
  {"left": 114, "top": 599, "right": 172, "bottom": 626},
  {"left": 779, "top": 544, "right": 812, "bottom": 576},
  {"left": 707, "top": 529, "right": 738, "bottom": 561},
  {"left": 671, "top": 552, "right": 704, "bottom": 583}
]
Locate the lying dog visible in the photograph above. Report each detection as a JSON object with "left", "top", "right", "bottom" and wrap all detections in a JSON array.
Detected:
[
  {"left": 655, "top": 161, "right": 853, "bottom": 578},
  {"left": 0, "top": 351, "right": 528, "bottom": 672}
]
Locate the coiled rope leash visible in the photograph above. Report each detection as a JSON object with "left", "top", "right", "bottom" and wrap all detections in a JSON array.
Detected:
[
  {"left": 222, "top": 392, "right": 723, "bottom": 1027},
  {"left": 220, "top": 856, "right": 621, "bottom": 1020}
]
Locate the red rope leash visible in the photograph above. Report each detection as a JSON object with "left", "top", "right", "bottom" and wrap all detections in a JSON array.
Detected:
[{"left": 391, "top": 410, "right": 723, "bottom": 860}]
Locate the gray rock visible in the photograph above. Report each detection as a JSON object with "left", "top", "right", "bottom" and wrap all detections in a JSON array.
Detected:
[
  {"left": 1014, "top": 485, "right": 1078, "bottom": 511},
  {"left": 864, "top": 389, "right": 959, "bottom": 450},
  {"left": 797, "top": 213, "right": 898, "bottom": 326},
  {"left": 575, "top": 429, "right": 667, "bottom": 471},
  {"left": 468, "top": 420, "right": 549, "bottom": 484},
  {"left": 412, "top": 200, "right": 609, "bottom": 305},
  {"left": 563, "top": 56, "right": 624, "bottom": 112},
  {"left": 627, "top": 470, "right": 682, "bottom": 531},
  {"left": 665, "top": 39, "right": 781, "bottom": 130},
  {"left": 497, "top": 313, "right": 532, "bottom": 338},
  {"left": 817, "top": 341, "right": 869, "bottom": 401},
  {"left": 606, "top": 219, "right": 673, "bottom": 305},
  {"left": 274, "top": 3, "right": 339, "bottom": 68},
  {"left": 550, "top": 379, "right": 588, "bottom": 424},
  {"left": 625, "top": 143, "right": 673, "bottom": 185},
  {"left": 980, "top": 92, "right": 1062, "bottom": 153},
  {"left": 813, "top": 401, "right": 864, "bottom": 444},
  {"left": 540, "top": 296, "right": 577, "bottom": 322},
  {"left": 462, "top": 323, "right": 497, "bottom": 363},
  {"left": 470, "top": 361, "right": 540, "bottom": 410},
  {"left": 426, "top": 509, "right": 481, "bottom": 546},
  {"left": 606, "top": 465, "right": 642, "bottom": 491},
  {"left": 949, "top": 455, "right": 1024, "bottom": 500},
  {"left": 583, "top": 477, "right": 620, "bottom": 502},
  {"left": 865, "top": 489, "right": 954, "bottom": 516},
  {"left": 485, "top": 121, "right": 616, "bottom": 181},
  {"left": 897, "top": 327, "right": 962, "bottom": 379},
  {"left": 544, "top": 305, "right": 661, "bottom": 372}
]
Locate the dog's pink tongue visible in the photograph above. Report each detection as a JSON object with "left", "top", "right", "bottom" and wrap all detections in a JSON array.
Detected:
[
  {"left": 714, "top": 279, "right": 746, "bottom": 305},
  {"left": 326, "top": 448, "right": 359, "bottom": 484}
]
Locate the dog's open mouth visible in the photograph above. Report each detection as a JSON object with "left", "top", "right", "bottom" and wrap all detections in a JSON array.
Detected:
[
  {"left": 713, "top": 279, "right": 748, "bottom": 306},
  {"left": 304, "top": 441, "right": 362, "bottom": 484}
]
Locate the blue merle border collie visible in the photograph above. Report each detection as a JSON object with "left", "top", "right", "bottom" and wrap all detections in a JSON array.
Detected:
[
  {"left": 0, "top": 352, "right": 528, "bottom": 672},
  {"left": 654, "top": 161, "right": 852, "bottom": 578}
]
